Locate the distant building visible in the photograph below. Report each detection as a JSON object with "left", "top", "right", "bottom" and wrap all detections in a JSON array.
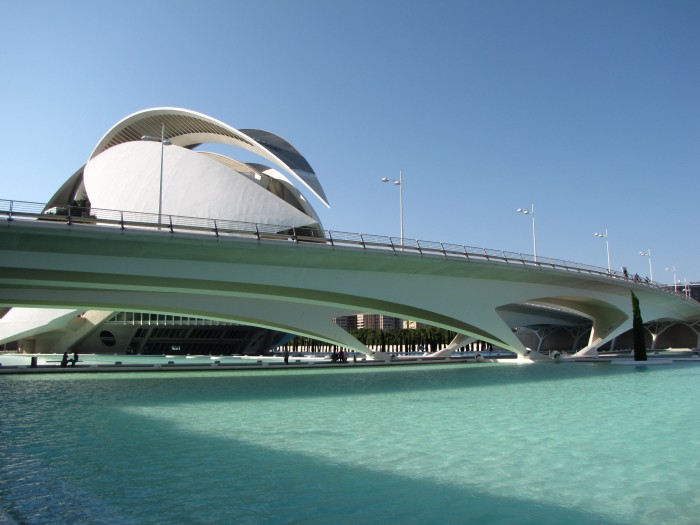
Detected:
[
  {"left": 403, "top": 320, "right": 429, "bottom": 330},
  {"left": 691, "top": 284, "right": 700, "bottom": 302},
  {"left": 356, "top": 314, "right": 403, "bottom": 330},
  {"left": 332, "top": 315, "right": 358, "bottom": 330},
  {"left": 332, "top": 315, "right": 427, "bottom": 330}
]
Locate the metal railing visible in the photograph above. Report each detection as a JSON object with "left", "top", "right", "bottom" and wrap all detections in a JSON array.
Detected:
[{"left": 0, "top": 198, "right": 691, "bottom": 299}]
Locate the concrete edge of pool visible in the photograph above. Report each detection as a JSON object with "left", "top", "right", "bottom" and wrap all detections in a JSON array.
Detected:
[
  {"left": 0, "top": 355, "right": 506, "bottom": 374},
  {"left": 1, "top": 354, "right": 699, "bottom": 374}
]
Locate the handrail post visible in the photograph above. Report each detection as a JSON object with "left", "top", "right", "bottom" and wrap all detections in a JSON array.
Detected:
[
  {"left": 292, "top": 227, "right": 298, "bottom": 243},
  {"left": 389, "top": 237, "right": 396, "bottom": 253},
  {"left": 214, "top": 219, "right": 219, "bottom": 237},
  {"left": 327, "top": 230, "right": 334, "bottom": 247},
  {"left": 255, "top": 224, "right": 260, "bottom": 240},
  {"left": 67, "top": 205, "right": 73, "bottom": 226},
  {"left": 169, "top": 216, "right": 174, "bottom": 233},
  {"left": 462, "top": 246, "right": 469, "bottom": 260},
  {"left": 360, "top": 233, "right": 366, "bottom": 249},
  {"left": 440, "top": 243, "right": 447, "bottom": 257},
  {"left": 8, "top": 200, "right": 12, "bottom": 221},
  {"left": 120, "top": 211, "right": 125, "bottom": 230}
]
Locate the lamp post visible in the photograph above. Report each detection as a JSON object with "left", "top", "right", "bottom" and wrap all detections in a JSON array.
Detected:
[
  {"left": 639, "top": 249, "right": 653, "bottom": 282},
  {"left": 381, "top": 169, "right": 404, "bottom": 245},
  {"left": 141, "top": 124, "right": 172, "bottom": 228},
  {"left": 516, "top": 204, "right": 537, "bottom": 262},
  {"left": 594, "top": 228, "right": 611, "bottom": 273},
  {"left": 665, "top": 265, "right": 677, "bottom": 293}
]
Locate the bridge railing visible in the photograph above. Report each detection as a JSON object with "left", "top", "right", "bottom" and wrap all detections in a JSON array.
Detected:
[{"left": 0, "top": 198, "right": 691, "bottom": 298}]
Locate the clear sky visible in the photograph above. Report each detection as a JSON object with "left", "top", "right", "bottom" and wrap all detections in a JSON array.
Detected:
[{"left": 1, "top": 1, "right": 698, "bottom": 283}]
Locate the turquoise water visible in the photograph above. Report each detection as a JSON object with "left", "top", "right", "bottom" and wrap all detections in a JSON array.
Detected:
[{"left": 1, "top": 362, "right": 699, "bottom": 524}]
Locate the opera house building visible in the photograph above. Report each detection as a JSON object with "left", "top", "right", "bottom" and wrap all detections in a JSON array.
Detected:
[{"left": 0, "top": 107, "right": 329, "bottom": 355}]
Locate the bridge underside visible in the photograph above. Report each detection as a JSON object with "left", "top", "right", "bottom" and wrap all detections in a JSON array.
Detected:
[{"left": 1, "top": 221, "right": 698, "bottom": 360}]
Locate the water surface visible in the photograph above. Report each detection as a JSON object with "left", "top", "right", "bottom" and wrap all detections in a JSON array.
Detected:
[{"left": 1, "top": 362, "right": 698, "bottom": 524}]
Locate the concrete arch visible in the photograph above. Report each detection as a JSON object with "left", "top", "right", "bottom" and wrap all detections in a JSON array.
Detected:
[
  {"left": 522, "top": 297, "right": 628, "bottom": 357},
  {"left": 650, "top": 322, "right": 698, "bottom": 349}
]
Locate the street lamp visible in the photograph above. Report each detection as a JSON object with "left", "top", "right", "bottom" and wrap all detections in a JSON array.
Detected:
[
  {"left": 665, "top": 265, "right": 677, "bottom": 292},
  {"left": 594, "top": 228, "right": 611, "bottom": 273},
  {"left": 141, "top": 124, "right": 172, "bottom": 228},
  {"left": 381, "top": 169, "right": 404, "bottom": 245},
  {"left": 639, "top": 249, "right": 653, "bottom": 282},
  {"left": 516, "top": 204, "right": 537, "bottom": 262}
]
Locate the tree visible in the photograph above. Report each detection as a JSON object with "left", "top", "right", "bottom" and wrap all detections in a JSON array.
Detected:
[{"left": 631, "top": 291, "right": 647, "bottom": 361}]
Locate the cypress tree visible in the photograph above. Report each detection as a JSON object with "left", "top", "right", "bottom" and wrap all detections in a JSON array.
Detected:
[{"left": 631, "top": 291, "right": 647, "bottom": 361}]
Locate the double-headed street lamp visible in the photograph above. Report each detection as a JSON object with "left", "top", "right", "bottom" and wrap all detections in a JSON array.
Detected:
[
  {"left": 516, "top": 204, "right": 537, "bottom": 262},
  {"left": 665, "top": 265, "right": 677, "bottom": 293},
  {"left": 381, "top": 169, "right": 404, "bottom": 245},
  {"left": 639, "top": 249, "right": 653, "bottom": 282},
  {"left": 594, "top": 228, "right": 611, "bottom": 273},
  {"left": 141, "top": 124, "right": 172, "bottom": 228}
]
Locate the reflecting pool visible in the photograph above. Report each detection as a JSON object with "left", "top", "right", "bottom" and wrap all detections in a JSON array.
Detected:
[{"left": 1, "top": 362, "right": 699, "bottom": 524}]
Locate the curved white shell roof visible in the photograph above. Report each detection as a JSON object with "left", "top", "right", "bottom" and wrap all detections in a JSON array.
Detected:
[
  {"left": 90, "top": 107, "right": 329, "bottom": 207},
  {"left": 84, "top": 142, "right": 320, "bottom": 229}
]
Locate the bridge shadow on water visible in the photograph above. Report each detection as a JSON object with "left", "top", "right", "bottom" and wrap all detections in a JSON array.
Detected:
[
  {"left": 2, "top": 399, "right": 628, "bottom": 525},
  {"left": 100, "top": 415, "right": 628, "bottom": 525}
]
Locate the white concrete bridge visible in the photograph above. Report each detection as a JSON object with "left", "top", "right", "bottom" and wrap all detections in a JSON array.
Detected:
[{"left": 1, "top": 200, "right": 699, "bottom": 360}]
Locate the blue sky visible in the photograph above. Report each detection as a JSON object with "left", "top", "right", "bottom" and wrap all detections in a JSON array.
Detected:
[{"left": 1, "top": 1, "right": 698, "bottom": 282}]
